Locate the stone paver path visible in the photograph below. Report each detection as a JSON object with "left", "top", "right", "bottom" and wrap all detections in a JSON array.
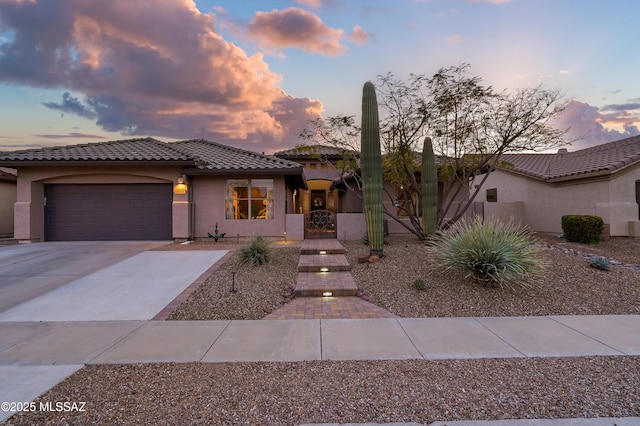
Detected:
[
  {"left": 264, "top": 239, "right": 396, "bottom": 319},
  {"left": 263, "top": 296, "right": 397, "bottom": 320}
]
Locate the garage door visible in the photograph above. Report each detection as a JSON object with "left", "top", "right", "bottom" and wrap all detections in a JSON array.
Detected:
[{"left": 45, "top": 184, "right": 173, "bottom": 241}]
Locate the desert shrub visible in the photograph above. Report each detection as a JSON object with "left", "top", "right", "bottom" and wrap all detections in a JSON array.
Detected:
[
  {"left": 589, "top": 256, "right": 611, "bottom": 271},
  {"left": 429, "top": 217, "right": 544, "bottom": 287},
  {"left": 239, "top": 236, "right": 270, "bottom": 265},
  {"left": 413, "top": 278, "right": 426, "bottom": 290},
  {"left": 561, "top": 215, "right": 604, "bottom": 244}
]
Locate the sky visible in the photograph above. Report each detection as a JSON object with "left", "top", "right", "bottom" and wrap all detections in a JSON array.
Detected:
[{"left": 0, "top": 0, "right": 639, "bottom": 154}]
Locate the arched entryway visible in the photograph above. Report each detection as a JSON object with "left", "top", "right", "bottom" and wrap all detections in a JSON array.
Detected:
[{"left": 301, "top": 180, "right": 337, "bottom": 238}]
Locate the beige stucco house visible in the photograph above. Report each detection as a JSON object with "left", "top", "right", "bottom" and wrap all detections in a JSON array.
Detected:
[
  {"left": 0, "top": 138, "right": 307, "bottom": 242},
  {"left": 275, "top": 146, "right": 471, "bottom": 239},
  {"left": 0, "top": 167, "right": 17, "bottom": 238},
  {"left": 471, "top": 135, "right": 640, "bottom": 237}
]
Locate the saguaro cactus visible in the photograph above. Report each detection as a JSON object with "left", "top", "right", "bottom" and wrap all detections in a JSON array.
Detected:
[
  {"left": 360, "top": 81, "right": 384, "bottom": 256},
  {"left": 421, "top": 136, "right": 438, "bottom": 238}
]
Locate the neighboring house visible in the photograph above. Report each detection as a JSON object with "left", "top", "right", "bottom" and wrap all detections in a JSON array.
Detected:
[
  {"left": 0, "top": 138, "right": 306, "bottom": 242},
  {"left": 0, "top": 167, "right": 17, "bottom": 238},
  {"left": 471, "top": 135, "right": 640, "bottom": 237}
]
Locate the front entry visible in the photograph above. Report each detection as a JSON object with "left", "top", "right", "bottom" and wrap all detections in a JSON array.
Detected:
[{"left": 303, "top": 184, "right": 337, "bottom": 239}]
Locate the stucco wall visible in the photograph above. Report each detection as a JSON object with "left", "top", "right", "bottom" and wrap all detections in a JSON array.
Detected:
[
  {"left": 0, "top": 180, "right": 16, "bottom": 237},
  {"left": 472, "top": 166, "right": 640, "bottom": 237},
  {"left": 336, "top": 213, "right": 366, "bottom": 240},
  {"left": 190, "top": 175, "right": 287, "bottom": 240}
]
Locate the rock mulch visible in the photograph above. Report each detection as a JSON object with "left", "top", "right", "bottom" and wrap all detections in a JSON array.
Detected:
[
  {"left": 7, "top": 357, "right": 639, "bottom": 425},
  {"left": 6, "top": 235, "right": 638, "bottom": 424}
]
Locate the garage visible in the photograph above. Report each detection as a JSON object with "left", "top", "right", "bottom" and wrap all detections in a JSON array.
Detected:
[{"left": 45, "top": 184, "right": 173, "bottom": 241}]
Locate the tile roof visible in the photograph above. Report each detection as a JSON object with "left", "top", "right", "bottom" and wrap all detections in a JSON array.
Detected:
[
  {"left": 0, "top": 137, "right": 193, "bottom": 162},
  {"left": 0, "top": 138, "right": 304, "bottom": 173},
  {"left": 275, "top": 145, "right": 355, "bottom": 159},
  {"left": 0, "top": 167, "right": 16, "bottom": 181},
  {"left": 498, "top": 135, "right": 640, "bottom": 181},
  {"left": 171, "top": 139, "right": 303, "bottom": 173}
]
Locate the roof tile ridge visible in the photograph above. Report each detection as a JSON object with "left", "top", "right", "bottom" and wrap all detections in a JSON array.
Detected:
[{"left": 182, "top": 139, "right": 301, "bottom": 166}]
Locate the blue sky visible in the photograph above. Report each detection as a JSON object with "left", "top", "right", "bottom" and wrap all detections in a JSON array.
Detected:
[{"left": 0, "top": 0, "right": 638, "bottom": 153}]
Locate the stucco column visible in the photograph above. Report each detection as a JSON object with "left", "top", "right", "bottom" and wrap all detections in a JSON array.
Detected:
[
  {"left": 14, "top": 181, "right": 44, "bottom": 242},
  {"left": 172, "top": 191, "right": 192, "bottom": 240}
]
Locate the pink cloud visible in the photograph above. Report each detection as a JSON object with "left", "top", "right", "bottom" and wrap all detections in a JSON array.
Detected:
[
  {"left": 291, "top": 0, "right": 342, "bottom": 8},
  {"left": 553, "top": 99, "right": 640, "bottom": 149},
  {"left": 0, "top": 0, "right": 324, "bottom": 152},
  {"left": 246, "top": 8, "right": 347, "bottom": 56},
  {"left": 447, "top": 35, "right": 463, "bottom": 44},
  {"left": 349, "top": 25, "right": 370, "bottom": 44}
]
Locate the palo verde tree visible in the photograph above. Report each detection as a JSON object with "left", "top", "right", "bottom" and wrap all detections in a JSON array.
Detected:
[{"left": 299, "top": 64, "right": 568, "bottom": 239}]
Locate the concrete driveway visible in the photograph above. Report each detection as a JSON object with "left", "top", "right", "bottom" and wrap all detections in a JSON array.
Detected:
[{"left": 0, "top": 241, "right": 227, "bottom": 321}]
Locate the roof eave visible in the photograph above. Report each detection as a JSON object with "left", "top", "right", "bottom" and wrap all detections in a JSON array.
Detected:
[
  {"left": 0, "top": 160, "right": 196, "bottom": 167},
  {"left": 546, "top": 169, "right": 612, "bottom": 183},
  {"left": 183, "top": 167, "right": 304, "bottom": 176}
]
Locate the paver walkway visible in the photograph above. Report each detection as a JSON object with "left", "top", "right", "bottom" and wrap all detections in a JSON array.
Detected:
[{"left": 264, "top": 239, "right": 396, "bottom": 319}]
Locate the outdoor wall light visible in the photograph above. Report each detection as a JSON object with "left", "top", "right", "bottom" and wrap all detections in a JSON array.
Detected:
[
  {"left": 322, "top": 291, "right": 333, "bottom": 297},
  {"left": 173, "top": 175, "right": 188, "bottom": 195},
  {"left": 320, "top": 267, "right": 329, "bottom": 272},
  {"left": 319, "top": 250, "right": 327, "bottom": 255},
  {"left": 283, "top": 231, "right": 287, "bottom": 242}
]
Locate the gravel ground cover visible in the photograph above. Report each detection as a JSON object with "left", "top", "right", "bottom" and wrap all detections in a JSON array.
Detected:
[
  {"left": 167, "top": 246, "right": 300, "bottom": 320},
  {"left": 7, "top": 357, "right": 639, "bottom": 425},
  {"left": 343, "top": 235, "right": 640, "bottom": 318},
  {"left": 169, "top": 234, "right": 639, "bottom": 320},
  {"left": 6, "top": 235, "right": 639, "bottom": 425}
]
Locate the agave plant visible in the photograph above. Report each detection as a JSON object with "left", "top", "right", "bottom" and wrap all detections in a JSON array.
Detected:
[
  {"left": 429, "top": 217, "right": 545, "bottom": 287},
  {"left": 239, "top": 236, "right": 270, "bottom": 265}
]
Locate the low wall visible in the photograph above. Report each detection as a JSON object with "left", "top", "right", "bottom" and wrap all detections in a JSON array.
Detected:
[
  {"left": 336, "top": 213, "right": 366, "bottom": 241},
  {"left": 285, "top": 214, "right": 305, "bottom": 241}
]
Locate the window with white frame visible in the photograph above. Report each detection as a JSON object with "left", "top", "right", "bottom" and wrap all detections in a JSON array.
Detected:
[{"left": 225, "top": 179, "right": 274, "bottom": 220}]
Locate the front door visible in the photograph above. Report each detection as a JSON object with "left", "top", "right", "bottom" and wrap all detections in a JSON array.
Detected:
[{"left": 311, "top": 190, "right": 326, "bottom": 211}]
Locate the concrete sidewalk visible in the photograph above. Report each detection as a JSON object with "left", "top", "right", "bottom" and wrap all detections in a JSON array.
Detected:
[
  {"left": 1, "top": 315, "right": 638, "bottom": 423},
  {"left": 1, "top": 315, "right": 638, "bottom": 365}
]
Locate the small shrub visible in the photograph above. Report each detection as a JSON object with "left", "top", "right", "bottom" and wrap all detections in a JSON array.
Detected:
[
  {"left": 413, "top": 278, "right": 426, "bottom": 290},
  {"left": 239, "top": 236, "right": 270, "bottom": 265},
  {"left": 429, "top": 217, "right": 544, "bottom": 287},
  {"left": 561, "top": 215, "right": 604, "bottom": 244},
  {"left": 589, "top": 256, "right": 611, "bottom": 271}
]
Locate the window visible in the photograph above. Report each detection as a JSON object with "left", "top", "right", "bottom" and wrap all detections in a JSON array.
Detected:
[
  {"left": 309, "top": 163, "right": 317, "bottom": 170},
  {"left": 486, "top": 188, "right": 497, "bottom": 203},
  {"left": 226, "top": 179, "right": 274, "bottom": 220}
]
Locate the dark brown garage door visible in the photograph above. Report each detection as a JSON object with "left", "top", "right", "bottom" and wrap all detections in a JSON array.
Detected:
[{"left": 45, "top": 184, "right": 172, "bottom": 241}]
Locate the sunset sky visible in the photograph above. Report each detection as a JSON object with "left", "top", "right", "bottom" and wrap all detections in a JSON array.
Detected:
[{"left": 0, "top": 0, "right": 638, "bottom": 153}]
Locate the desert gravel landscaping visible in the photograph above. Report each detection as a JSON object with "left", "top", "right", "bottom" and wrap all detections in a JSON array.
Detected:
[
  {"left": 6, "top": 235, "right": 640, "bottom": 425},
  {"left": 168, "top": 234, "right": 639, "bottom": 320}
]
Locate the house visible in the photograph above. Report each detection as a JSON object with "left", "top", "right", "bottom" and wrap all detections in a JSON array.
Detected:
[
  {"left": 0, "top": 167, "right": 17, "bottom": 238},
  {"left": 0, "top": 138, "right": 307, "bottom": 242},
  {"left": 275, "top": 146, "right": 367, "bottom": 239},
  {"left": 471, "top": 135, "right": 640, "bottom": 237},
  {"left": 275, "top": 145, "right": 470, "bottom": 239}
]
